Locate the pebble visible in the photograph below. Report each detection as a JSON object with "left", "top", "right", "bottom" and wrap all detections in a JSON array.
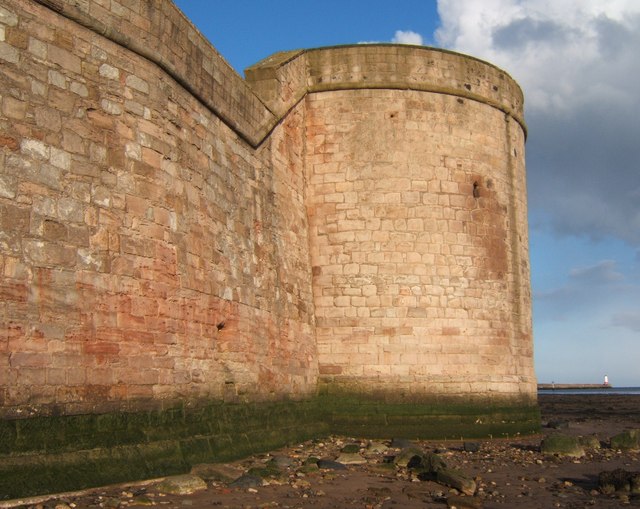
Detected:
[
  {"left": 366, "top": 441, "right": 389, "bottom": 454},
  {"left": 154, "top": 475, "right": 208, "bottom": 495},
  {"left": 317, "top": 459, "right": 347, "bottom": 470},
  {"left": 463, "top": 442, "right": 480, "bottom": 453},
  {"left": 341, "top": 443, "right": 361, "bottom": 454},
  {"left": 270, "top": 455, "right": 295, "bottom": 468},
  {"left": 335, "top": 452, "right": 367, "bottom": 465},
  {"left": 393, "top": 447, "right": 424, "bottom": 467},
  {"left": 229, "top": 474, "right": 263, "bottom": 488}
]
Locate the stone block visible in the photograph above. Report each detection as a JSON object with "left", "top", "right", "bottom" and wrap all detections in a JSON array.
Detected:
[
  {"left": 125, "top": 74, "right": 149, "bottom": 94},
  {"left": 23, "top": 240, "right": 76, "bottom": 268},
  {"left": 100, "top": 98, "right": 122, "bottom": 115},
  {"left": 0, "top": 5, "right": 18, "bottom": 27},
  {"left": 47, "top": 44, "right": 81, "bottom": 74},
  {"left": 70, "top": 81, "right": 88, "bottom": 97},
  {"left": 0, "top": 41, "right": 18, "bottom": 64},
  {"left": 2, "top": 96, "right": 26, "bottom": 119}
]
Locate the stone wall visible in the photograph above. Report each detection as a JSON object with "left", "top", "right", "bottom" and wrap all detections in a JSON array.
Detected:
[
  {"left": 0, "top": 0, "right": 316, "bottom": 419},
  {"left": 0, "top": 0, "right": 537, "bottom": 498}
]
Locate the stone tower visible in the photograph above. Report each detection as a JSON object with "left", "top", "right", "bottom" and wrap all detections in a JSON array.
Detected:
[
  {"left": 0, "top": 0, "right": 537, "bottom": 498},
  {"left": 250, "top": 47, "right": 535, "bottom": 404}
]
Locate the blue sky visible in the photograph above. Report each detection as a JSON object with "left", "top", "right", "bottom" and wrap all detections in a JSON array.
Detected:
[{"left": 174, "top": 0, "right": 640, "bottom": 387}]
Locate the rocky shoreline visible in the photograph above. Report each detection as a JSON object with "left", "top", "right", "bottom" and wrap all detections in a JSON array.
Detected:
[{"left": 4, "top": 394, "right": 640, "bottom": 509}]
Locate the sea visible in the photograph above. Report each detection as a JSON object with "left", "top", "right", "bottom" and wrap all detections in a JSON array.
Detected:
[{"left": 538, "top": 387, "right": 640, "bottom": 396}]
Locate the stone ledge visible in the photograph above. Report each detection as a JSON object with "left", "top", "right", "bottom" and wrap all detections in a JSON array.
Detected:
[{"left": 246, "top": 44, "right": 527, "bottom": 138}]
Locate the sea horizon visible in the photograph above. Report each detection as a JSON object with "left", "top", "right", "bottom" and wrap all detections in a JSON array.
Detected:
[{"left": 538, "top": 386, "right": 640, "bottom": 396}]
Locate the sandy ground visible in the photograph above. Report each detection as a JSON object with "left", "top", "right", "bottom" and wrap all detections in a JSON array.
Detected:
[{"left": 5, "top": 394, "right": 640, "bottom": 509}]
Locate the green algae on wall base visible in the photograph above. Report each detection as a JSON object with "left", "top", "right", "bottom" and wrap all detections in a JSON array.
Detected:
[
  {"left": 0, "top": 395, "right": 539, "bottom": 500},
  {"left": 321, "top": 393, "right": 541, "bottom": 440},
  {"left": 0, "top": 399, "right": 329, "bottom": 500}
]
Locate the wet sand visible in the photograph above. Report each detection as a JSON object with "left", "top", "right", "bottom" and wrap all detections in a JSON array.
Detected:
[{"left": 5, "top": 394, "right": 640, "bottom": 509}]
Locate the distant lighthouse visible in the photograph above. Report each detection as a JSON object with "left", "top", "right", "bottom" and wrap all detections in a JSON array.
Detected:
[{"left": 604, "top": 375, "right": 609, "bottom": 386}]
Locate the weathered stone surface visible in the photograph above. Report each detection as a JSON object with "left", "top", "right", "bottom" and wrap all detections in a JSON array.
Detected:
[
  {"left": 154, "top": 474, "right": 207, "bottom": 495},
  {"left": 247, "top": 461, "right": 284, "bottom": 480},
  {"left": 229, "top": 474, "right": 263, "bottom": 488},
  {"left": 463, "top": 442, "right": 481, "bottom": 453},
  {"left": 317, "top": 459, "right": 347, "bottom": 470},
  {"left": 1, "top": 0, "right": 534, "bottom": 422},
  {"left": 366, "top": 441, "right": 389, "bottom": 454},
  {"left": 340, "top": 443, "right": 361, "bottom": 454},
  {"left": 610, "top": 429, "right": 640, "bottom": 451},
  {"left": 0, "top": 0, "right": 536, "bottom": 498},
  {"left": 422, "top": 452, "right": 448, "bottom": 474},
  {"left": 393, "top": 447, "right": 425, "bottom": 467},
  {"left": 541, "top": 434, "right": 586, "bottom": 458},
  {"left": 437, "top": 468, "right": 477, "bottom": 496},
  {"left": 298, "top": 456, "right": 320, "bottom": 473},
  {"left": 335, "top": 452, "right": 367, "bottom": 465},
  {"left": 270, "top": 455, "right": 295, "bottom": 468},
  {"left": 578, "top": 435, "right": 601, "bottom": 450}
]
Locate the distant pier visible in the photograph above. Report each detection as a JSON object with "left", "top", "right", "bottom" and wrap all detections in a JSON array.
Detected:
[{"left": 538, "top": 383, "right": 612, "bottom": 390}]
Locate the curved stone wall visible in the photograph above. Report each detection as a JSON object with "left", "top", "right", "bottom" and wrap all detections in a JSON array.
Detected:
[
  {"left": 297, "top": 46, "right": 534, "bottom": 402},
  {"left": 0, "top": 0, "right": 537, "bottom": 498}
]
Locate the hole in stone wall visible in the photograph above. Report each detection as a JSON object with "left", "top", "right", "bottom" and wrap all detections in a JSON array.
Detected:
[{"left": 473, "top": 181, "right": 480, "bottom": 198}]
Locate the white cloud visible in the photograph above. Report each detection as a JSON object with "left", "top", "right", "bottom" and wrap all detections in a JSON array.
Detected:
[
  {"left": 358, "top": 30, "right": 425, "bottom": 46},
  {"left": 392, "top": 30, "right": 424, "bottom": 45},
  {"left": 436, "top": 0, "right": 640, "bottom": 111},
  {"left": 435, "top": 0, "right": 640, "bottom": 246}
]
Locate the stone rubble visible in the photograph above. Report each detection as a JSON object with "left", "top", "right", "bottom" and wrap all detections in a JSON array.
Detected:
[{"left": 7, "top": 406, "right": 640, "bottom": 509}]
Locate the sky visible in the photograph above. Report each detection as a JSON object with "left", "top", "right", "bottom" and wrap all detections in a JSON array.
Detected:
[{"left": 174, "top": 0, "right": 640, "bottom": 387}]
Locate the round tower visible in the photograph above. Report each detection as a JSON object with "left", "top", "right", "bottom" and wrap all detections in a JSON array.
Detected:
[{"left": 295, "top": 45, "right": 537, "bottom": 432}]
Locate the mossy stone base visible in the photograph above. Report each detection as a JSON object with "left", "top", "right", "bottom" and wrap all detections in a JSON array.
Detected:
[
  {"left": 0, "top": 394, "right": 539, "bottom": 500},
  {"left": 0, "top": 399, "right": 328, "bottom": 500},
  {"left": 319, "top": 392, "right": 540, "bottom": 440}
]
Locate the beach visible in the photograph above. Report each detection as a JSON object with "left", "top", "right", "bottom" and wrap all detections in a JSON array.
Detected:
[{"left": 5, "top": 394, "right": 640, "bottom": 509}]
